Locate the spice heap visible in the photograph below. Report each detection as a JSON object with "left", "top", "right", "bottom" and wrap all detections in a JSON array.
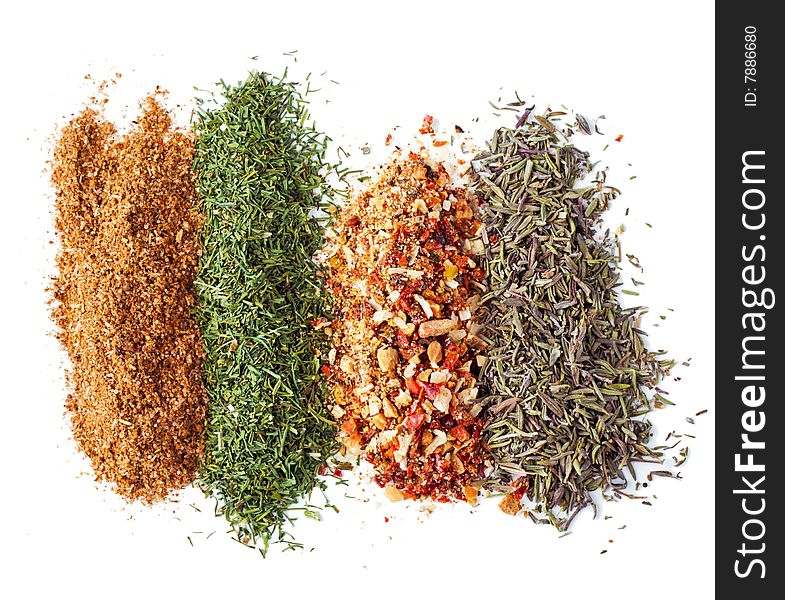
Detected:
[
  {"left": 51, "top": 94, "right": 206, "bottom": 502},
  {"left": 49, "top": 71, "right": 680, "bottom": 542},
  {"left": 321, "top": 149, "right": 490, "bottom": 502},
  {"left": 194, "top": 72, "right": 338, "bottom": 548},
  {"left": 472, "top": 111, "right": 674, "bottom": 528}
]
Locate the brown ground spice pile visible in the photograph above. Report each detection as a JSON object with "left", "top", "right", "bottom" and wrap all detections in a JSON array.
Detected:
[{"left": 51, "top": 94, "right": 206, "bottom": 502}]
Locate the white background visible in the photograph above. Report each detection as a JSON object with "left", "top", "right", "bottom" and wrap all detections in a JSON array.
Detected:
[{"left": 0, "top": 1, "right": 715, "bottom": 598}]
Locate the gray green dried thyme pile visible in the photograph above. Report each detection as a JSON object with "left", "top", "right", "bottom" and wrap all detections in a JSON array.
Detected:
[
  {"left": 193, "top": 72, "right": 340, "bottom": 549},
  {"left": 470, "top": 110, "right": 675, "bottom": 529}
]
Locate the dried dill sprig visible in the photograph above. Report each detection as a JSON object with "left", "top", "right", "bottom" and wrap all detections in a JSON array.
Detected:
[
  {"left": 472, "top": 113, "right": 675, "bottom": 530},
  {"left": 193, "top": 71, "right": 340, "bottom": 552}
]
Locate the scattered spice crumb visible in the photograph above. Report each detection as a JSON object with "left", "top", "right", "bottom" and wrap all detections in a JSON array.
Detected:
[{"left": 419, "top": 114, "right": 434, "bottom": 134}]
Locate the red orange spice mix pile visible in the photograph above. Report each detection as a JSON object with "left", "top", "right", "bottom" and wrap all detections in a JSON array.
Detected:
[{"left": 319, "top": 147, "right": 491, "bottom": 503}]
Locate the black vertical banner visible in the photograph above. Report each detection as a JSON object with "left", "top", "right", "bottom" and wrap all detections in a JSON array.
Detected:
[{"left": 716, "top": 3, "right": 781, "bottom": 597}]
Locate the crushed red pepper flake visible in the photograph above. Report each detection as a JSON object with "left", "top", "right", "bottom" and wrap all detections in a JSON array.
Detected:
[
  {"left": 419, "top": 114, "right": 434, "bottom": 135},
  {"left": 51, "top": 93, "right": 206, "bottom": 502}
]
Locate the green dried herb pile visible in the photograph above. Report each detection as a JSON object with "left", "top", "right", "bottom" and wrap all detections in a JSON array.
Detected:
[
  {"left": 472, "top": 112, "right": 674, "bottom": 529},
  {"left": 194, "top": 72, "right": 338, "bottom": 550}
]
